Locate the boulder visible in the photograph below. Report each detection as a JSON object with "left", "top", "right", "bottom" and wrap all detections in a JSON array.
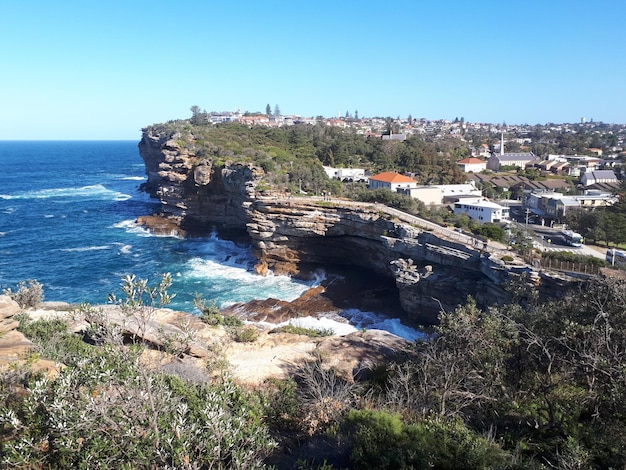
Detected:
[{"left": 0, "top": 295, "right": 20, "bottom": 319}]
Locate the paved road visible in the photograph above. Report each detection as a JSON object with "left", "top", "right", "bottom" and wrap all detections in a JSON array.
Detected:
[{"left": 522, "top": 225, "right": 606, "bottom": 260}]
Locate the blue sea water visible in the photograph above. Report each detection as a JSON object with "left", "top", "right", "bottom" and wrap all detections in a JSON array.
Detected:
[{"left": 0, "top": 141, "right": 422, "bottom": 340}]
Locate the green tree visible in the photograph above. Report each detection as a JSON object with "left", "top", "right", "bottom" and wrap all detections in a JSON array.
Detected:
[{"left": 265, "top": 103, "right": 272, "bottom": 116}]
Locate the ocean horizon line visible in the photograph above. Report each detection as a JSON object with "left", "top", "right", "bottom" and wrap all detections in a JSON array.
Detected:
[{"left": 0, "top": 139, "right": 139, "bottom": 142}]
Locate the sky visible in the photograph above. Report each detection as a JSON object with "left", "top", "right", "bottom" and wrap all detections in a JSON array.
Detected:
[{"left": 1, "top": 0, "right": 625, "bottom": 140}]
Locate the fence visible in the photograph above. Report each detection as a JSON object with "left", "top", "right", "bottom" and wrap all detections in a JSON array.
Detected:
[{"left": 523, "top": 255, "right": 600, "bottom": 276}]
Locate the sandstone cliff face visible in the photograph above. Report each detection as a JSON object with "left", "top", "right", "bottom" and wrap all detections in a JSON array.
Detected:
[
  {"left": 0, "top": 296, "right": 58, "bottom": 375},
  {"left": 138, "top": 129, "right": 262, "bottom": 236},
  {"left": 246, "top": 199, "right": 515, "bottom": 323}
]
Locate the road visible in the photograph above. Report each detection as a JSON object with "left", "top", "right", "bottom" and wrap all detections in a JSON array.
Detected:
[{"left": 520, "top": 224, "right": 606, "bottom": 259}]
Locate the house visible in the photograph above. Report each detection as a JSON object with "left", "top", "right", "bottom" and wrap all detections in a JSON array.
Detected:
[
  {"left": 539, "top": 189, "right": 617, "bottom": 222},
  {"left": 457, "top": 157, "right": 487, "bottom": 173},
  {"left": 323, "top": 166, "right": 367, "bottom": 182},
  {"left": 397, "top": 186, "right": 443, "bottom": 205},
  {"left": 469, "top": 144, "right": 491, "bottom": 158},
  {"left": 453, "top": 199, "right": 510, "bottom": 223},
  {"left": 438, "top": 182, "right": 483, "bottom": 202},
  {"left": 487, "top": 153, "right": 536, "bottom": 171},
  {"left": 565, "top": 155, "right": 603, "bottom": 172},
  {"left": 398, "top": 182, "right": 482, "bottom": 205},
  {"left": 381, "top": 133, "right": 407, "bottom": 141},
  {"left": 239, "top": 115, "right": 270, "bottom": 125},
  {"left": 368, "top": 172, "right": 418, "bottom": 192},
  {"left": 580, "top": 170, "right": 618, "bottom": 187}
]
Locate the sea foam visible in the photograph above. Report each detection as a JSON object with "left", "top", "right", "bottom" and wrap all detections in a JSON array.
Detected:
[{"left": 0, "top": 184, "right": 130, "bottom": 201}]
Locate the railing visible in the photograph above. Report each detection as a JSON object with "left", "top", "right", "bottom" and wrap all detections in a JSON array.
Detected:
[{"left": 523, "top": 255, "right": 600, "bottom": 276}]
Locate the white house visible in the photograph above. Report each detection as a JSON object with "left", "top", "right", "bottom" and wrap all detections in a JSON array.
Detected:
[
  {"left": 438, "top": 182, "right": 483, "bottom": 202},
  {"left": 453, "top": 199, "right": 510, "bottom": 223},
  {"left": 398, "top": 182, "right": 483, "bottom": 205},
  {"left": 580, "top": 169, "right": 618, "bottom": 186},
  {"left": 368, "top": 172, "right": 419, "bottom": 192},
  {"left": 487, "top": 153, "right": 536, "bottom": 171},
  {"left": 457, "top": 157, "right": 487, "bottom": 173},
  {"left": 398, "top": 186, "right": 443, "bottom": 205},
  {"left": 323, "top": 166, "right": 367, "bottom": 182}
]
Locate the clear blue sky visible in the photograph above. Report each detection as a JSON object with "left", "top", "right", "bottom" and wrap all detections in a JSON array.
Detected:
[{"left": 1, "top": 0, "right": 624, "bottom": 140}]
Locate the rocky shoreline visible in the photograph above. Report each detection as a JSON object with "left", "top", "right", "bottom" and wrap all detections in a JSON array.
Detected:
[{"left": 0, "top": 293, "right": 415, "bottom": 385}]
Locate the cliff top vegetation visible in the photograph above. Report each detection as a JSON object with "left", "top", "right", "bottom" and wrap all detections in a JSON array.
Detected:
[{"left": 143, "top": 118, "right": 468, "bottom": 188}]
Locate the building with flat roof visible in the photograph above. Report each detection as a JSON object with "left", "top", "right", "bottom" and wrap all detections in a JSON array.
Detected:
[{"left": 453, "top": 199, "right": 510, "bottom": 223}]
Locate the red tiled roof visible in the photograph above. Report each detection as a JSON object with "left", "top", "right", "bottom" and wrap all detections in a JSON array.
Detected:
[
  {"left": 457, "top": 158, "right": 485, "bottom": 164},
  {"left": 369, "top": 172, "right": 417, "bottom": 183}
]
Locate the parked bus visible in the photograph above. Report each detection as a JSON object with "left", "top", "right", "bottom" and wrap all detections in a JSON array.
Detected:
[
  {"left": 606, "top": 249, "right": 626, "bottom": 267},
  {"left": 560, "top": 230, "right": 584, "bottom": 247}
]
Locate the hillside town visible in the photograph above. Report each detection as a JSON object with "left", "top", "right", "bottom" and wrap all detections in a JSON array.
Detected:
[{"left": 192, "top": 109, "right": 626, "bottom": 230}]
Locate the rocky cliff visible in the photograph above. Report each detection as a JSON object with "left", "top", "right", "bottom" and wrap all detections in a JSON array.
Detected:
[
  {"left": 137, "top": 130, "right": 577, "bottom": 324},
  {"left": 245, "top": 198, "right": 518, "bottom": 323},
  {"left": 138, "top": 129, "right": 263, "bottom": 237}
]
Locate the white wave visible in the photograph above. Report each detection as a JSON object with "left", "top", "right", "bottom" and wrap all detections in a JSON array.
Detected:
[
  {"left": 59, "top": 245, "right": 111, "bottom": 252},
  {"left": 257, "top": 311, "right": 423, "bottom": 340},
  {"left": 0, "top": 184, "right": 130, "bottom": 201},
  {"left": 339, "top": 309, "right": 424, "bottom": 341},
  {"left": 119, "top": 244, "right": 132, "bottom": 254},
  {"left": 120, "top": 176, "right": 145, "bottom": 181},
  {"left": 110, "top": 219, "right": 153, "bottom": 237},
  {"left": 274, "top": 316, "right": 357, "bottom": 336},
  {"left": 44, "top": 214, "right": 54, "bottom": 218},
  {"left": 184, "top": 257, "right": 311, "bottom": 303},
  {"left": 0, "top": 232, "right": 6, "bottom": 236}
]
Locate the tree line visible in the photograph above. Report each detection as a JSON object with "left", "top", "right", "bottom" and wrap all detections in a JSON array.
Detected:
[{"left": 143, "top": 119, "right": 469, "bottom": 197}]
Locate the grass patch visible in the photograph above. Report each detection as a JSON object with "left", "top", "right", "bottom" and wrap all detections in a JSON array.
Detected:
[{"left": 271, "top": 324, "right": 334, "bottom": 337}]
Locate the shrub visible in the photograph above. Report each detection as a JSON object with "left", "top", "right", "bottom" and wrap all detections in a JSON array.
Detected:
[
  {"left": 347, "top": 410, "right": 510, "bottom": 469},
  {"left": 543, "top": 250, "right": 608, "bottom": 267},
  {"left": 196, "top": 297, "right": 243, "bottom": 327},
  {"left": 16, "top": 315, "right": 94, "bottom": 366},
  {"left": 3, "top": 279, "right": 44, "bottom": 309},
  {"left": 471, "top": 223, "right": 506, "bottom": 243},
  {"left": 3, "top": 318, "right": 276, "bottom": 468},
  {"left": 234, "top": 326, "right": 260, "bottom": 343},
  {"left": 272, "top": 324, "right": 334, "bottom": 337},
  {"left": 260, "top": 378, "right": 301, "bottom": 430},
  {"left": 297, "top": 353, "right": 356, "bottom": 435},
  {"left": 0, "top": 366, "right": 276, "bottom": 468}
]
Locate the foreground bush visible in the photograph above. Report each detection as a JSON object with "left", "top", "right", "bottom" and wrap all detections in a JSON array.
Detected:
[
  {"left": 347, "top": 410, "right": 509, "bottom": 469},
  {"left": 1, "top": 276, "right": 276, "bottom": 469},
  {"left": 0, "top": 328, "right": 276, "bottom": 469},
  {"left": 2, "top": 279, "right": 44, "bottom": 308}
]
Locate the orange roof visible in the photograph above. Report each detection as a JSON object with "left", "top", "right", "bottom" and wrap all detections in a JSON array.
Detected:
[
  {"left": 369, "top": 172, "right": 417, "bottom": 183},
  {"left": 457, "top": 157, "right": 485, "bottom": 164}
]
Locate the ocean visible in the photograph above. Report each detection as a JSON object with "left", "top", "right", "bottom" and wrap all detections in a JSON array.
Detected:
[{"left": 0, "top": 141, "right": 422, "bottom": 340}]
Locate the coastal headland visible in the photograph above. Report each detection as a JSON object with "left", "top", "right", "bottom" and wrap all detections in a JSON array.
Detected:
[{"left": 137, "top": 127, "right": 583, "bottom": 325}]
